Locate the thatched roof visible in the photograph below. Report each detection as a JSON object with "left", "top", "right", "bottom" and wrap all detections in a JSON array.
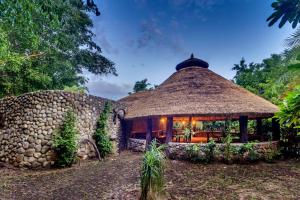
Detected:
[{"left": 119, "top": 56, "right": 278, "bottom": 120}]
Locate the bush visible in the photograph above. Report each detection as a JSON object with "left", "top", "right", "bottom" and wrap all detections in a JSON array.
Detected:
[
  {"left": 238, "top": 142, "right": 259, "bottom": 162},
  {"left": 204, "top": 138, "right": 217, "bottom": 163},
  {"left": 140, "top": 140, "right": 166, "bottom": 200},
  {"left": 53, "top": 110, "right": 79, "bottom": 167},
  {"left": 186, "top": 144, "right": 202, "bottom": 162},
  {"left": 94, "top": 102, "right": 113, "bottom": 158},
  {"left": 221, "top": 134, "right": 237, "bottom": 164},
  {"left": 264, "top": 141, "right": 281, "bottom": 163}
]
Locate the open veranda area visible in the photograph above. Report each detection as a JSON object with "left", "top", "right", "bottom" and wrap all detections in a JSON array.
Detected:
[{"left": 0, "top": 151, "right": 299, "bottom": 200}]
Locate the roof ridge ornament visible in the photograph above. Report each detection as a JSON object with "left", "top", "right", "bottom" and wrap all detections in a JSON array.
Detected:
[{"left": 176, "top": 54, "right": 209, "bottom": 71}]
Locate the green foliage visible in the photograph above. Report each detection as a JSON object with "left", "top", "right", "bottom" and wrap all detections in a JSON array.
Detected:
[
  {"left": 63, "top": 86, "right": 86, "bottom": 94},
  {"left": 204, "top": 138, "right": 217, "bottom": 163},
  {"left": 186, "top": 144, "right": 202, "bottom": 162},
  {"left": 232, "top": 54, "right": 299, "bottom": 105},
  {"left": 129, "top": 79, "right": 153, "bottom": 94},
  {"left": 140, "top": 140, "right": 166, "bottom": 200},
  {"left": 94, "top": 102, "right": 113, "bottom": 158},
  {"left": 267, "top": 0, "right": 300, "bottom": 28},
  {"left": 239, "top": 142, "right": 259, "bottom": 162},
  {"left": 221, "top": 134, "right": 237, "bottom": 164},
  {"left": 53, "top": 110, "right": 79, "bottom": 167},
  {"left": 264, "top": 141, "right": 281, "bottom": 163},
  {"left": 275, "top": 86, "right": 300, "bottom": 135},
  {"left": 0, "top": 0, "right": 115, "bottom": 98}
]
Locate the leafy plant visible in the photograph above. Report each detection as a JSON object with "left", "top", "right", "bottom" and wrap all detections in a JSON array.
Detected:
[
  {"left": 264, "top": 141, "right": 281, "bottom": 163},
  {"left": 140, "top": 140, "right": 166, "bottom": 200},
  {"left": 221, "top": 134, "right": 237, "bottom": 164},
  {"left": 186, "top": 144, "right": 201, "bottom": 162},
  {"left": 203, "top": 138, "right": 217, "bottom": 163},
  {"left": 239, "top": 142, "right": 259, "bottom": 162},
  {"left": 53, "top": 110, "right": 79, "bottom": 167},
  {"left": 94, "top": 102, "right": 112, "bottom": 158},
  {"left": 275, "top": 86, "right": 300, "bottom": 136}
]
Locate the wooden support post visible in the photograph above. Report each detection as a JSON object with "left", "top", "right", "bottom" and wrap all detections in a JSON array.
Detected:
[
  {"left": 188, "top": 116, "right": 192, "bottom": 142},
  {"left": 239, "top": 116, "right": 248, "bottom": 143},
  {"left": 272, "top": 118, "right": 280, "bottom": 141},
  {"left": 146, "top": 117, "right": 153, "bottom": 148},
  {"left": 256, "top": 118, "right": 262, "bottom": 136},
  {"left": 166, "top": 116, "right": 173, "bottom": 143}
]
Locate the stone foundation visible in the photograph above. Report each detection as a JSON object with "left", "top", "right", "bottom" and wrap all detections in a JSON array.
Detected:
[
  {"left": 128, "top": 138, "right": 146, "bottom": 152},
  {"left": 167, "top": 141, "right": 279, "bottom": 161},
  {"left": 0, "top": 91, "right": 125, "bottom": 168},
  {"left": 127, "top": 139, "right": 279, "bottom": 162}
]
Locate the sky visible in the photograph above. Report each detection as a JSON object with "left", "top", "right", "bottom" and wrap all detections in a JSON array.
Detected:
[{"left": 85, "top": 0, "right": 294, "bottom": 100}]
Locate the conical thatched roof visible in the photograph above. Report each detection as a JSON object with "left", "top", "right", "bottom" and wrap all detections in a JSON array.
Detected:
[{"left": 119, "top": 56, "right": 278, "bottom": 120}]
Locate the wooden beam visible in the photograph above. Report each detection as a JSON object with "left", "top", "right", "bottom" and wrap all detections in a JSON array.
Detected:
[
  {"left": 256, "top": 118, "right": 262, "bottom": 136},
  {"left": 146, "top": 117, "right": 153, "bottom": 148},
  {"left": 272, "top": 118, "right": 280, "bottom": 140},
  {"left": 166, "top": 116, "right": 173, "bottom": 143},
  {"left": 239, "top": 116, "right": 248, "bottom": 143}
]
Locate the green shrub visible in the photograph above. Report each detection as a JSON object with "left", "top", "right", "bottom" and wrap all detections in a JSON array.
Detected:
[
  {"left": 53, "top": 110, "right": 79, "bottom": 167},
  {"left": 140, "top": 140, "right": 166, "bottom": 200},
  {"left": 264, "top": 141, "right": 281, "bottom": 163},
  {"left": 186, "top": 144, "right": 202, "bottom": 162},
  {"left": 204, "top": 138, "right": 217, "bottom": 163},
  {"left": 94, "top": 102, "right": 113, "bottom": 158},
  {"left": 221, "top": 134, "right": 237, "bottom": 164},
  {"left": 239, "top": 142, "right": 259, "bottom": 162}
]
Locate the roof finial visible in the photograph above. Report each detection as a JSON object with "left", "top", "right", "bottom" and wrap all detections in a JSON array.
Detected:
[{"left": 190, "top": 53, "right": 194, "bottom": 59}]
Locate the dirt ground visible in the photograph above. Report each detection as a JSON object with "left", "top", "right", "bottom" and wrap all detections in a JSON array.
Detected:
[{"left": 0, "top": 151, "right": 299, "bottom": 200}]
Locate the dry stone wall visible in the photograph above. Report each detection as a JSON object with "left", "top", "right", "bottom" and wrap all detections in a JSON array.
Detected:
[{"left": 0, "top": 91, "right": 125, "bottom": 168}]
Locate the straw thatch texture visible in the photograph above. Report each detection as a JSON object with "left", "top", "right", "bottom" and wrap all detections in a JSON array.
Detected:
[{"left": 119, "top": 67, "right": 278, "bottom": 119}]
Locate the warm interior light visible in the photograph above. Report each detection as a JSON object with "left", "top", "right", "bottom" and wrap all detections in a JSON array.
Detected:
[
  {"left": 160, "top": 118, "right": 165, "bottom": 123},
  {"left": 192, "top": 120, "right": 196, "bottom": 125},
  {"left": 182, "top": 121, "right": 186, "bottom": 125}
]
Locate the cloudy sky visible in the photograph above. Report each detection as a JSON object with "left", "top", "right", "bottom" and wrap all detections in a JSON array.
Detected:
[{"left": 85, "top": 0, "right": 294, "bottom": 100}]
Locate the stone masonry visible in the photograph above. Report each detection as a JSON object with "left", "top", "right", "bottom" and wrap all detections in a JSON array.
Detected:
[{"left": 0, "top": 91, "right": 125, "bottom": 168}]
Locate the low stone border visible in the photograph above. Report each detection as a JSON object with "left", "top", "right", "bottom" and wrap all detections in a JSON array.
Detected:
[
  {"left": 128, "top": 138, "right": 279, "bottom": 162},
  {"left": 128, "top": 138, "right": 146, "bottom": 152},
  {"left": 167, "top": 141, "right": 279, "bottom": 161}
]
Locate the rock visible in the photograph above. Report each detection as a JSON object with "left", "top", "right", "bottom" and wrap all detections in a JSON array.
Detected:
[
  {"left": 24, "top": 148, "right": 35, "bottom": 157},
  {"left": 23, "top": 142, "right": 29, "bottom": 149}
]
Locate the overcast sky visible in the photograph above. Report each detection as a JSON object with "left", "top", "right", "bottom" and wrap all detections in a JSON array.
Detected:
[{"left": 85, "top": 0, "right": 294, "bottom": 100}]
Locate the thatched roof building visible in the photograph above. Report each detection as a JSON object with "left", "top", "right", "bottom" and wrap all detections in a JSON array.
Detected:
[{"left": 119, "top": 54, "right": 278, "bottom": 120}]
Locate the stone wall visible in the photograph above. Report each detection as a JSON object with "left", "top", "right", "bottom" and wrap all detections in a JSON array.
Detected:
[
  {"left": 128, "top": 138, "right": 146, "bottom": 152},
  {"left": 127, "top": 138, "right": 279, "bottom": 162},
  {"left": 0, "top": 91, "right": 125, "bottom": 168},
  {"left": 167, "top": 141, "right": 279, "bottom": 161}
]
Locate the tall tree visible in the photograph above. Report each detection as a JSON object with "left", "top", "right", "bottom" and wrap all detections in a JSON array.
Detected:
[
  {"left": 0, "top": 0, "right": 116, "bottom": 98},
  {"left": 132, "top": 79, "right": 152, "bottom": 93}
]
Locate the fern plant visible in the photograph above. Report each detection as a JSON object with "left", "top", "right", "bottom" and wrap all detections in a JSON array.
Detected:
[
  {"left": 221, "top": 134, "right": 237, "bottom": 164},
  {"left": 140, "top": 140, "right": 166, "bottom": 200},
  {"left": 94, "top": 102, "right": 112, "bottom": 158},
  {"left": 53, "top": 110, "right": 79, "bottom": 167}
]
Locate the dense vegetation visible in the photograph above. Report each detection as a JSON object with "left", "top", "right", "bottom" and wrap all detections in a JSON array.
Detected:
[
  {"left": 94, "top": 102, "right": 113, "bottom": 158},
  {"left": 53, "top": 110, "right": 79, "bottom": 167},
  {"left": 0, "top": 0, "right": 115, "bottom": 98}
]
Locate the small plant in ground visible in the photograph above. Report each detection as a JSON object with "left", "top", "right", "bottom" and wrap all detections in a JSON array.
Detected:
[
  {"left": 221, "top": 133, "right": 237, "bottom": 164},
  {"left": 239, "top": 142, "right": 259, "bottom": 162},
  {"left": 203, "top": 138, "right": 217, "bottom": 163},
  {"left": 53, "top": 110, "right": 79, "bottom": 167},
  {"left": 264, "top": 140, "right": 281, "bottom": 163},
  {"left": 140, "top": 140, "right": 166, "bottom": 200},
  {"left": 94, "top": 102, "right": 112, "bottom": 158},
  {"left": 186, "top": 144, "right": 202, "bottom": 162}
]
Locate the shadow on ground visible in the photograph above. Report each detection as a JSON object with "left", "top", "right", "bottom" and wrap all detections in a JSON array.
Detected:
[{"left": 0, "top": 151, "right": 299, "bottom": 200}]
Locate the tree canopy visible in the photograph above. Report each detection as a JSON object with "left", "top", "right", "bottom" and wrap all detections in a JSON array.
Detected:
[
  {"left": 267, "top": 0, "right": 300, "bottom": 28},
  {"left": 0, "top": 0, "right": 116, "bottom": 98}
]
